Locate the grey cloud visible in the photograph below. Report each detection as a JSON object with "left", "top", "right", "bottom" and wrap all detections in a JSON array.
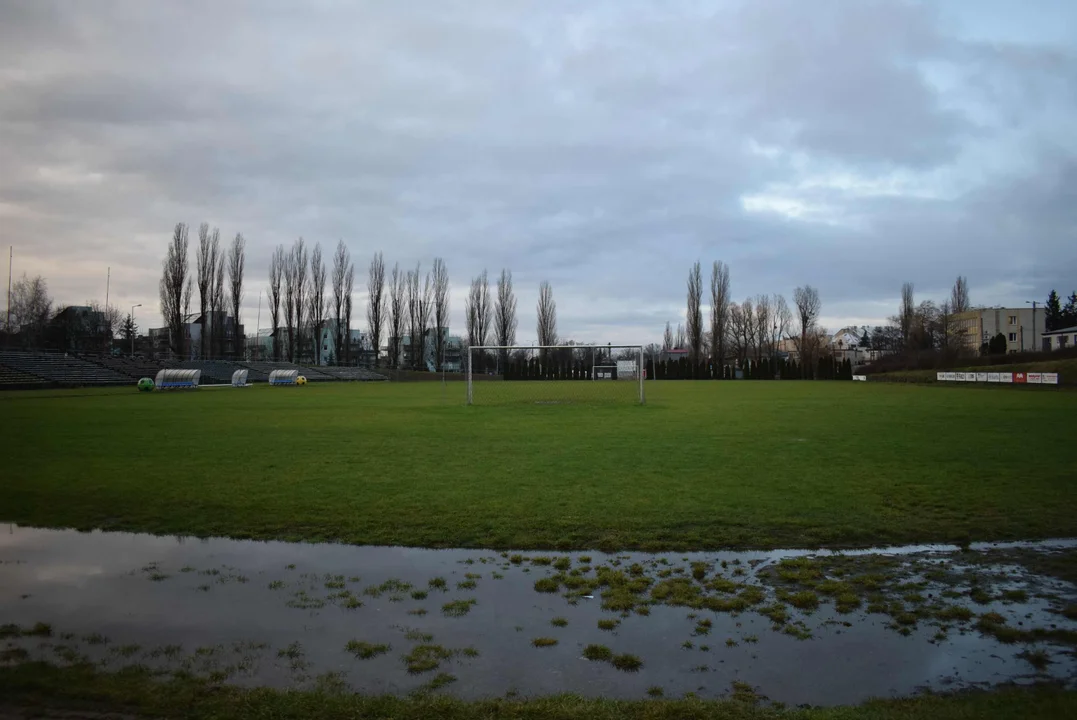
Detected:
[{"left": 1, "top": 0, "right": 1075, "bottom": 342}]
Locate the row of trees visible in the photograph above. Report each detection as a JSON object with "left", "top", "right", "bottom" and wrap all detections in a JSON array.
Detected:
[
  {"left": 159, "top": 223, "right": 246, "bottom": 359},
  {"left": 265, "top": 237, "right": 339, "bottom": 365},
  {"left": 667, "top": 260, "right": 824, "bottom": 377}
]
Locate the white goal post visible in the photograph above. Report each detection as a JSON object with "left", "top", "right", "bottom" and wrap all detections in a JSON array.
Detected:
[{"left": 466, "top": 345, "right": 645, "bottom": 405}]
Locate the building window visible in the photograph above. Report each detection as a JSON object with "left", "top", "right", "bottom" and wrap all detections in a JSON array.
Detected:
[
  {"left": 1008, "top": 315, "right": 1017, "bottom": 325},
  {"left": 1008, "top": 332, "right": 1017, "bottom": 342},
  {"left": 1058, "top": 336, "right": 1068, "bottom": 348}
]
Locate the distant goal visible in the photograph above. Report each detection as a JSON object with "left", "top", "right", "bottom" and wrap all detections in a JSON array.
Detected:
[{"left": 466, "top": 345, "right": 645, "bottom": 405}]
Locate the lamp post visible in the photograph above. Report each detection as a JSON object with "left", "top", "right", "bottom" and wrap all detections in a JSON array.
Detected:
[{"left": 130, "top": 304, "right": 141, "bottom": 356}]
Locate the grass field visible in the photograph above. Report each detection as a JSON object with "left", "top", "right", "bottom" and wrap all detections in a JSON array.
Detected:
[
  {"left": 2, "top": 380, "right": 1075, "bottom": 550},
  {"left": 3, "top": 662, "right": 1075, "bottom": 720}
]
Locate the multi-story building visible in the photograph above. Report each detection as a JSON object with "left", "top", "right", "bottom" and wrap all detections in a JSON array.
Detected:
[
  {"left": 953, "top": 308, "right": 1046, "bottom": 353},
  {"left": 384, "top": 327, "right": 463, "bottom": 370}
]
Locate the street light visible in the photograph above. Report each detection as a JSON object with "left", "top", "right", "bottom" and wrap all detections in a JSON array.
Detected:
[{"left": 130, "top": 304, "right": 141, "bottom": 356}]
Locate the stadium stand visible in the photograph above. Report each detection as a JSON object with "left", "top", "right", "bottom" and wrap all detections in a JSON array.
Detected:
[
  {"left": 174, "top": 360, "right": 248, "bottom": 385},
  {"left": 241, "top": 361, "right": 333, "bottom": 381},
  {"left": 0, "top": 351, "right": 388, "bottom": 389},
  {"left": 0, "top": 351, "right": 129, "bottom": 386},
  {"left": 0, "top": 362, "right": 47, "bottom": 389},
  {"left": 87, "top": 355, "right": 171, "bottom": 380},
  {"left": 315, "top": 366, "right": 388, "bottom": 381}
]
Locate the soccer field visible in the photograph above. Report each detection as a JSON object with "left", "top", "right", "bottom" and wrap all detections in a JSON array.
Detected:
[{"left": 1, "top": 381, "right": 1074, "bottom": 550}]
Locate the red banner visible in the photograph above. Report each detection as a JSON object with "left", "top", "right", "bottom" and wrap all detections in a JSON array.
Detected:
[{"left": 1014, "top": 372, "right": 1027, "bottom": 384}]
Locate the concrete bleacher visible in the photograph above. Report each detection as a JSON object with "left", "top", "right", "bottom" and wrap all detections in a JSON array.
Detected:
[
  {"left": 89, "top": 355, "right": 170, "bottom": 380},
  {"left": 0, "top": 351, "right": 389, "bottom": 389},
  {"left": 0, "top": 362, "right": 47, "bottom": 389},
  {"left": 315, "top": 366, "right": 388, "bottom": 381},
  {"left": 174, "top": 360, "right": 248, "bottom": 385},
  {"left": 0, "top": 351, "right": 129, "bottom": 387},
  {"left": 240, "top": 361, "right": 324, "bottom": 381}
]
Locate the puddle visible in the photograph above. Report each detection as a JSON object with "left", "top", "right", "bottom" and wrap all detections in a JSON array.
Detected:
[{"left": 1, "top": 524, "right": 1075, "bottom": 704}]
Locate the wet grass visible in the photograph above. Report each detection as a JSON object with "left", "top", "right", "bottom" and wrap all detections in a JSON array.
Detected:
[
  {"left": 582, "top": 644, "right": 612, "bottom": 661},
  {"left": 402, "top": 644, "right": 453, "bottom": 674},
  {"left": 440, "top": 599, "right": 477, "bottom": 617},
  {"left": 3, "top": 662, "right": 1077, "bottom": 719},
  {"left": 550, "top": 617, "right": 568, "bottom": 627},
  {"left": 344, "top": 641, "right": 390, "bottom": 660},
  {"left": 610, "top": 653, "right": 643, "bottom": 672},
  {"left": 597, "top": 619, "right": 619, "bottom": 631},
  {"left": 531, "top": 637, "right": 558, "bottom": 648},
  {"left": 4, "top": 382, "right": 1076, "bottom": 551}
]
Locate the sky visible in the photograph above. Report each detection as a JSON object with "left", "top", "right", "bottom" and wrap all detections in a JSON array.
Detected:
[{"left": 2, "top": 0, "right": 1075, "bottom": 344}]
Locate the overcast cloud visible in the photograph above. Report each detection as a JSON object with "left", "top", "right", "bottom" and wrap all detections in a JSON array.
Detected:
[{"left": 2, "top": 0, "right": 1075, "bottom": 343}]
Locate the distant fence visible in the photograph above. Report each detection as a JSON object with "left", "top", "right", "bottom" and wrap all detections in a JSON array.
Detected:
[{"left": 936, "top": 371, "right": 1059, "bottom": 385}]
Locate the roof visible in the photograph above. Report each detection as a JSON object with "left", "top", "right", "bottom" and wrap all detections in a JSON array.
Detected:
[{"left": 1042, "top": 325, "right": 1077, "bottom": 335}]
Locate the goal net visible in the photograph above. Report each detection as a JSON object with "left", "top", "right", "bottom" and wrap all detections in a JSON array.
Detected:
[{"left": 466, "top": 345, "right": 645, "bottom": 405}]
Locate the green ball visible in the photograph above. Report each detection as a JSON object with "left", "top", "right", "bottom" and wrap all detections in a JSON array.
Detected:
[{"left": 137, "top": 378, "right": 155, "bottom": 392}]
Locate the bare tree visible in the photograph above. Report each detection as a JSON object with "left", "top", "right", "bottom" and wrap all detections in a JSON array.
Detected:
[
  {"left": 268, "top": 245, "right": 284, "bottom": 361},
  {"left": 685, "top": 261, "right": 704, "bottom": 362},
  {"left": 10, "top": 274, "right": 53, "bottom": 349},
  {"left": 228, "top": 233, "right": 245, "bottom": 358},
  {"left": 159, "top": 223, "right": 190, "bottom": 357},
  {"left": 793, "top": 284, "right": 821, "bottom": 376},
  {"left": 343, "top": 260, "right": 354, "bottom": 364},
  {"left": 674, "top": 323, "right": 686, "bottom": 350},
  {"left": 331, "top": 241, "right": 350, "bottom": 365},
  {"left": 195, "top": 223, "right": 216, "bottom": 358},
  {"left": 950, "top": 276, "right": 970, "bottom": 314},
  {"left": 494, "top": 269, "right": 517, "bottom": 366},
  {"left": 734, "top": 298, "right": 756, "bottom": 365},
  {"left": 387, "top": 263, "right": 406, "bottom": 368},
  {"left": 662, "top": 321, "right": 674, "bottom": 352},
  {"left": 290, "top": 238, "right": 308, "bottom": 363},
  {"left": 753, "top": 294, "right": 772, "bottom": 365},
  {"left": 210, "top": 233, "right": 225, "bottom": 357},
  {"left": 406, "top": 264, "right": 429, "bottom": 369},
  {"left": 710, "top": 261, "right": 730, "bottom": 369},
  {"left": 465, "top": 270, "right": 491, "bottom": 367},
  {"left": 308, "top": 243, "right": 327, "bottom": 364},
  {"left": 365, "top": 252, "right": 385, "bottom": 367},
  {"left": 899, "top": 282, "right": 915, "bottom": 350},
  {"left": 431, "top": 257, "right": 449, "bottom": 371},
  {"left": 536, "top": 281, "right": 558, "bottom": 350},
  {"left": 283, "top": 247, "right": 296, "bottom": 363},
  {"left": 770, "top": 293, "right": 792, "bottom": 363}
]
